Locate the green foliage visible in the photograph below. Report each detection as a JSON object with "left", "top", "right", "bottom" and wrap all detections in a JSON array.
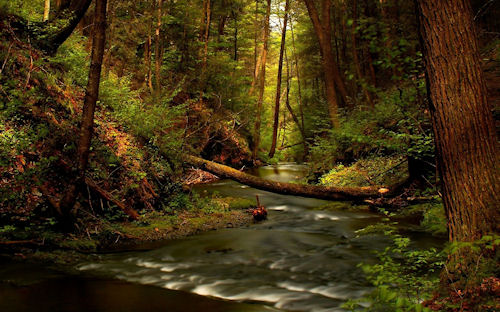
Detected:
[
  {"left": 99, "top": 73, "right": 186, "bottom": 163},
  {"left": 309, "top": 79, "right": 432, "bottom": 176},
  {"left": 50, "top": 35, "right": 90, "bottom": 87},
  {"left": 419, "top": 203, "right": 447, "bottom": 236},
  {"left": 0, "top": 0, "right": 44, "bottom": 21},
  {"left": 345, "top": 226, "right": 445, "bottom": 312}
]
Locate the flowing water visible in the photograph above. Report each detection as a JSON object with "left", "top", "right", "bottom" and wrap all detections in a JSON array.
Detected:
[{"left": 0, "top": 164, "right": 440, "bottom": 312}]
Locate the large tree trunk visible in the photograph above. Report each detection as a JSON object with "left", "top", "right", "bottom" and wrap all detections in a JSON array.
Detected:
[
  {"left": 269, "top": 0, "right": 290, "bottom": 158},
  {"left": 417, "top": 0, "right": 499, "bottom": 242},
  {"left": 252, "top": 0, "right": 271, "bottom": 161},
  {"left": 185, "top": 155, "right": 398, "bottom": 200},
  {"left": 303, "top": 0, "right": 349, "bottom": 127},
  {"left": 58, "top": 0, "right": 108, "bottom": 227}
]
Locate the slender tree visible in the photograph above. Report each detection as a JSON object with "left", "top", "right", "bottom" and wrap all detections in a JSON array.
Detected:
[
  {"left": 155, "top": 0, "right": 163, "bottom": 98},
  {"left": 290, "top": 21, "right": 305, "bottom": 135},
  {"left": 352, "top": 0, "right": 374, "bottom": 107},
  {"left": 302, "top": 0, "right": 349, "bottom": 127},
  {"left": 252, "top": 0, "right": 271, "bottom": 160},
  {"left": 284, "top": 47, "right": 307, "bottom": 156},
  {"left": 59, "top": 0, "right": 108, "bottom": 227},
  {"left": 416, "top": 0, "right": 499, "bottom": 243},
  {"left": 202, "top": 0, "right": 212, "bottom": 71},
  {"left": 43, "top": 0, "right": 51, "bottom": 21},
  {"left": 269, "top": 0, "right": 290, "bottom": 158}
]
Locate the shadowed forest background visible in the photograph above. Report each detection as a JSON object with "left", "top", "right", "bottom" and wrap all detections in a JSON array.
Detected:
[{"left": 0, "top": 0, "right": 499, "bottom": 311}]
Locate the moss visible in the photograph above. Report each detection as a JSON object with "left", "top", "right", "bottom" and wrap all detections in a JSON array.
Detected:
[
  {"left": 315, "top": 201, "right": 370, "bottom": 212},
  {"left": 319, "top": 156, "right": 408, "bottom": 187},
  {"left": 59, "top": 238, "right": 98, "bottom": 252},
  {"left": 215, "top": 197, "right": 256, "bottom": 210}
]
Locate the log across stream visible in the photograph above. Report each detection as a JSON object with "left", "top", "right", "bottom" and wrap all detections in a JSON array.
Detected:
[{"left": 184, "top": 155, "right": 401, "bottom": 200}]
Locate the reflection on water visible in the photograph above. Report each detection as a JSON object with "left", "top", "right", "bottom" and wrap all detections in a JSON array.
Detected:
[{"left": 0, "top": 163, "right": 441, "bottom": 311}]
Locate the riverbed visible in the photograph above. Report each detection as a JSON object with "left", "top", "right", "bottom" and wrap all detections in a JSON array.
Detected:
[{"left": 0, "top": 163, "right": 440, "bottom": 312}]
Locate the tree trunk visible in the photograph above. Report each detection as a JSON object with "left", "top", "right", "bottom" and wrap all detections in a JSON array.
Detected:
[
  {"left": 202, "top": 0, "right": 212, "bottom": 71},
  {"left": 417, "top": 0, "right": 499, "bottom": 242},
  {"left": 43, "top": 0, "right": 51, "bottom": 22},
  {"left": 232, "top": 9, "right": 238, "bottom": 61},
  {"left": 284, "top": 45, "right": 308, "bottom": 157},
  {"left": 249, "top": 0, "right": 263, "bottom": 95},
  {"left": 58, "top": 0, "right": 108, "bottom": 228},
  {"left": 185, "top": 155, "right": 400, "bottom": 200},
  {"left": 252, "top": 0, "right": 271, "bottom": 161},
  {"left": 154, "top": 0, "right": 163, "bottom": 99},
  {"left": 352, "top": 0, "right": 374, "bottom": 107},
  {"left": 253, "top": 0, "right": 259, "bottom": 81},
  {"left": 303, "top": 0, "right": 349, "bottom": 127},
  {"left": 269, "top": 0, "right": 290, "bottom": 158},
  {"left": 290, "top": 22, "right": 305, "bottom": 135},
  {"left": 145, "top": 33, "right": 153, "bottom": 92}
]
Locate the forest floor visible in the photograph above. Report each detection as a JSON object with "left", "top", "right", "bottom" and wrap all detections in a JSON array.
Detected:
[{"left": 0, "top": 196, "right": 255, "bottom": 265}]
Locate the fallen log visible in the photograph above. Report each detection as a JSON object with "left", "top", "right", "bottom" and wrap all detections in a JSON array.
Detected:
[
  {"left": 184, "top": 155, "right": 404, "bottom": 201},
  {"left": 0, "top": 240, "right": 39, "bottom": 246}
]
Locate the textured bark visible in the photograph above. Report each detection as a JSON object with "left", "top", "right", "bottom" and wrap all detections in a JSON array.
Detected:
[
  {"left": 417, "top": 0, "right": 499, "bottom": 242},
  {"left": 269, "top": 0, "right": 290, "bottom": 158},
  {"left": 252, "top": 0, "right": 271, "bottom": 160},
  {"left": 303, "top": 0, "right": 349, "bottom": 127},
  {"left": 185, "top": 156, "right": 397, "bottom": 200},
  {"left": 59, "top": 0, "right": 107, "bottom": 226}
]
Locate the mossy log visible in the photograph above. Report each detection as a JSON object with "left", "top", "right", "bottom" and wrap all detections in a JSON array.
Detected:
[{"left": 184, "top": 155, "right": 403, "bottom": 200}]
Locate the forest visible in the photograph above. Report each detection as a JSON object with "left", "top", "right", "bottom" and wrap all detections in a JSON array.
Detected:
[{"left": 0, "top": 0, "right": 498, "bottom": 311}]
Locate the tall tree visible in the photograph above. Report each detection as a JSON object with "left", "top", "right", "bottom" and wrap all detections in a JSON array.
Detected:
[
  {"left": 269, "top": 0, "right": 290, "bottom": 158},
  {"left": 59, "top": 0, "right": 108, "bottom": 226},
  {"left": 43, "top": 0, "right": 51, "bottom": 21},
  {"left": 252, "top": 0, "right": 271, "bottom": 160},
  {"left": 416, "top": 0, "right": 499, "bottom": 242},
  {"left": 284, "top": 46, "right": 308, "bottom": 157},
  {"left": 202, "top": 0, "right": 212, "bottom": 71},
  {"left": 290, "top": 21, "right": 305, "bottom": 135},
  {"left": 302, "top": 0, "right": 349, "bottom": 127},
  {"left": 351, "top": 0, "right": 374, "bottom": 107},
  {"left": 155, "top": 0, "right": 163, "bottom": 98}
]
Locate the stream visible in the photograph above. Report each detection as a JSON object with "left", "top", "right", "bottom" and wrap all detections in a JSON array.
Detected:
[{"left": 0, "top": 163, "right": 440, "bottom": 312}]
